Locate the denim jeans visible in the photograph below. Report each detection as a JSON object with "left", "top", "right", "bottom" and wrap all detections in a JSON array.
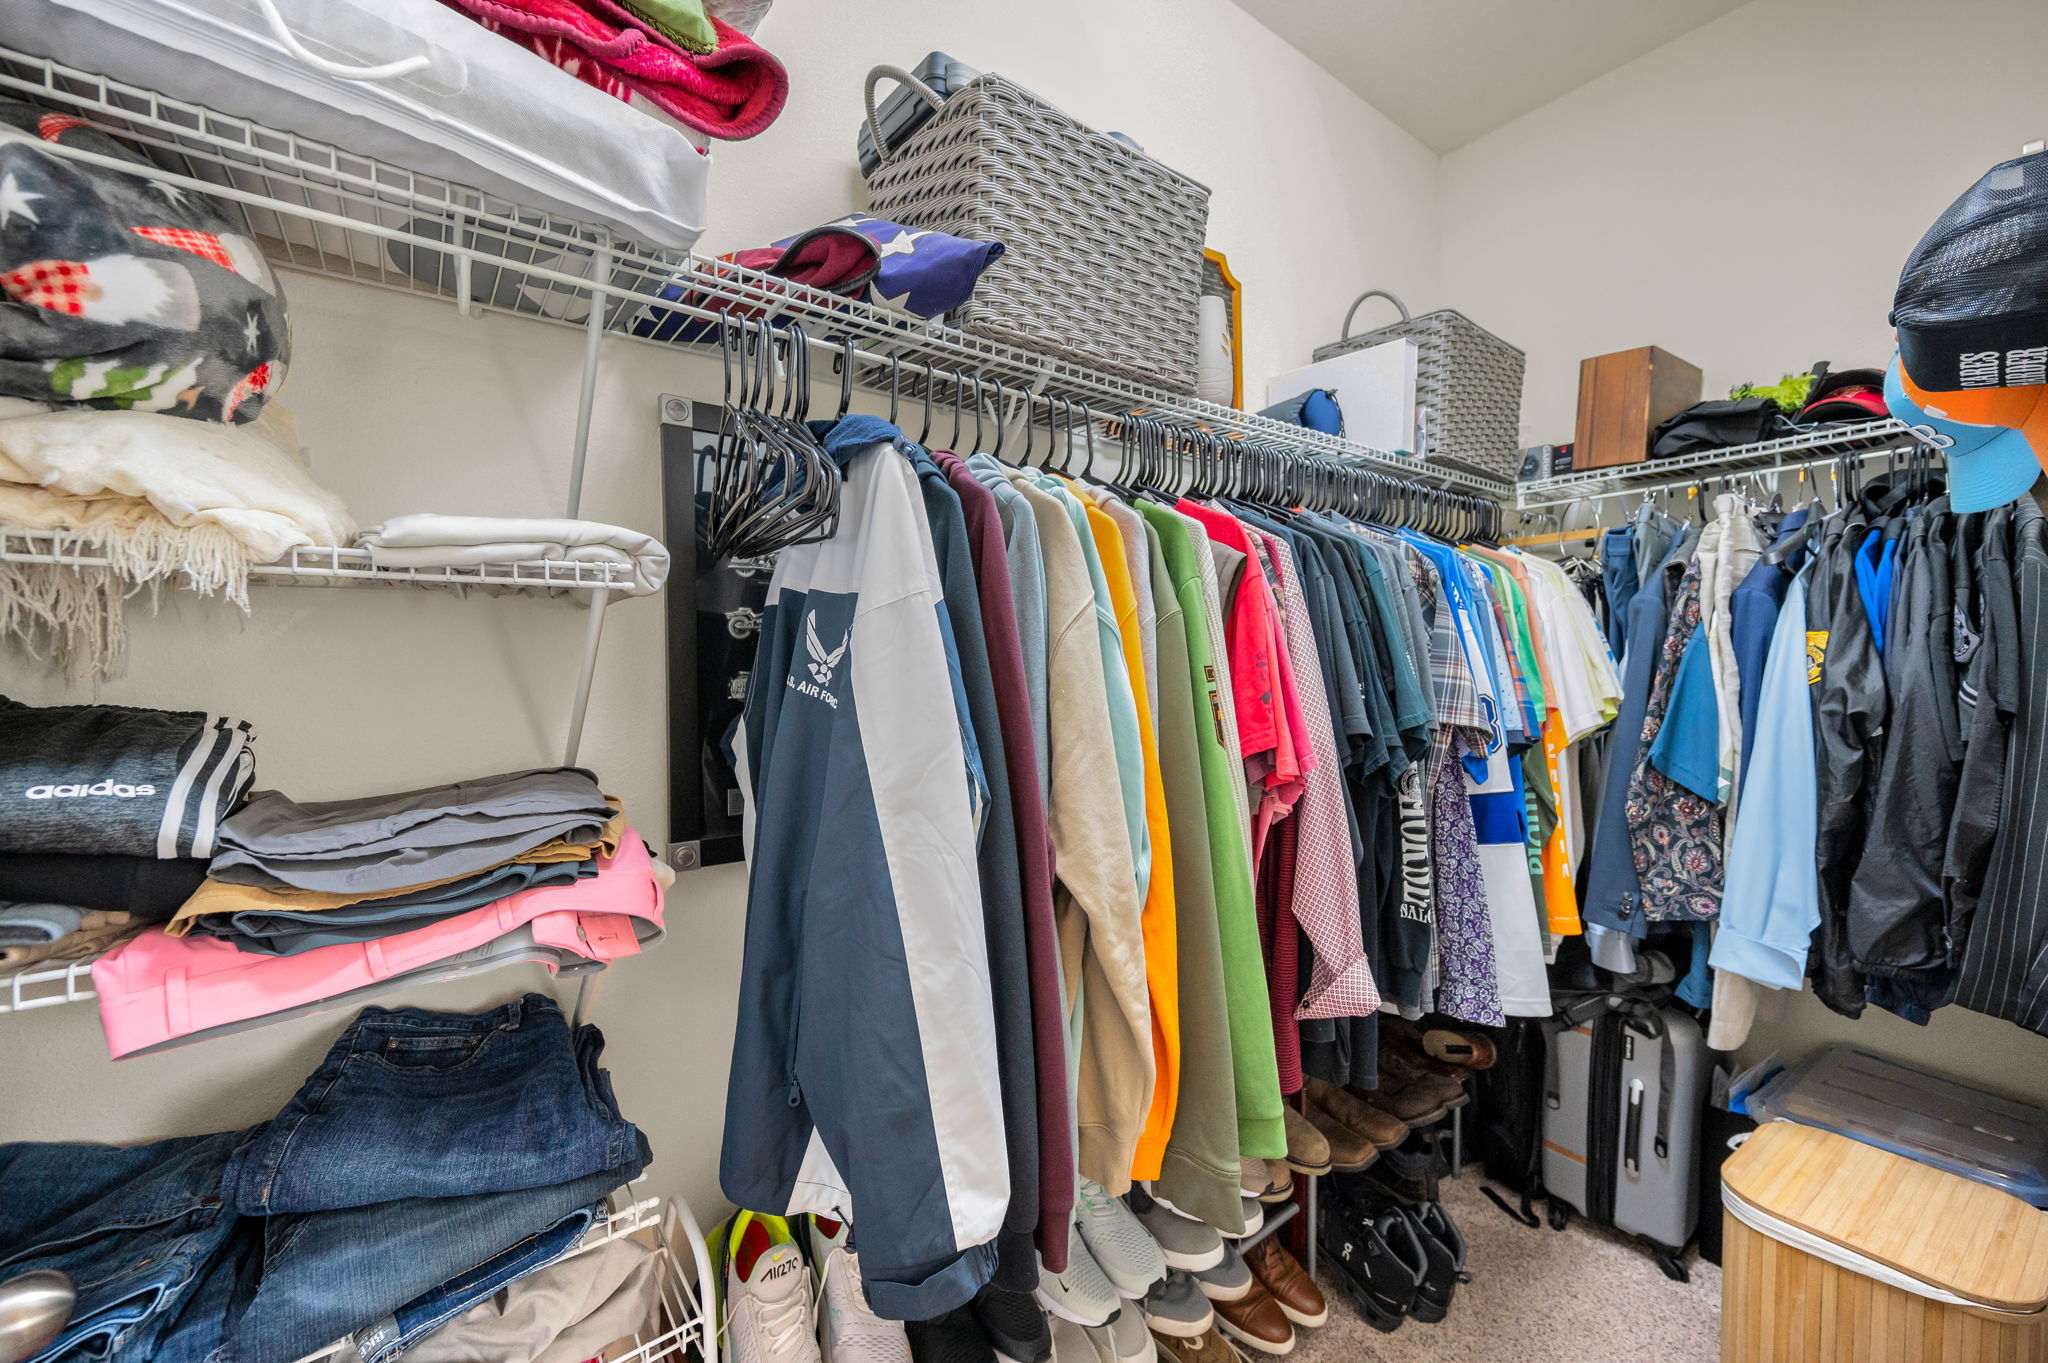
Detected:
[
  {"left": 1601, "top": 526, "right": 1639, "bottom": 662},
  {"left": 2, "top": 994, "right": 647, "bottom": 1363}
]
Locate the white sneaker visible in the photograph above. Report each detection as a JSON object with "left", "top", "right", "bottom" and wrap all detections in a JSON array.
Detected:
[
  {"left": 818, "top": 1246, "right": 912, "bottom": 1363},
  {"left": 1074, "top": 1181, "right": 1167, "bottom": 1299},
  {"left": 1037, "top": 1223, "right": 1121, "bottom": 1326},
  {"left": 726, "top": 1235, "right": 823, "bottom": 1363},
  {"left": 809, "top": 1213, "right": 850, "bottom": 1263}
]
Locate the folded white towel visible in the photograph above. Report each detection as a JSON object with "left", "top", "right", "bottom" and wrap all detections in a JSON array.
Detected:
[{"left": 355, "top": 514, "right": 671, "bottom": 597}]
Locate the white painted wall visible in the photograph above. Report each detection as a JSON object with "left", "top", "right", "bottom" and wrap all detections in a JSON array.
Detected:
[
  {"left": 1439, "top": 0, "right": 2048, "bottom": 448},
  {"left": 0, "top": 0, "right": 1444, "bottom": 1232},
  {"left": 1437, "top": 0, "right": 2048, "bottom": 1099}
]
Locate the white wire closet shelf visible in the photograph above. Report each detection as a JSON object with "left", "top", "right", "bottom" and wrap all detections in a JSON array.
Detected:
[
  {"left": 0, "top": 43, "right": 1512, "bottom": 505},
  {"left": 290, "top": 1191, "right": 715, "bottom": 1363},
  {"left": 1516, "top": 418, "right": 1932, "bottom": 512},
  {"left": 0, "top": 530, "right": 637, "bottom": 592}
]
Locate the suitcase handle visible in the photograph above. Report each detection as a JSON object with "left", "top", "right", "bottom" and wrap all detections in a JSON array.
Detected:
[
  {"left": 1624, "top": 1078, "right": 1646, "bottom": 1176},
  {"left": 1338, "top": 289, "right": 1412, "bottom": 341},
  {"left": 863, "top": 65, "right": 946, "bottom": 170}
]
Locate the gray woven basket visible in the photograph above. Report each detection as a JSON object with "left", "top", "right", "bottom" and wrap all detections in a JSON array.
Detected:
[
  {"left": 1315, "top": 289, "right": 1525, "bottom": 481},
  {"left": 862, "top": 67, "right": 1210, "bottom": 393}
]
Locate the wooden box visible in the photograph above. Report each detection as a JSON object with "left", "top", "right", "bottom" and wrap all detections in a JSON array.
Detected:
[{"left": 1575, "top": 346, "right": 1703, "bottom": 469}]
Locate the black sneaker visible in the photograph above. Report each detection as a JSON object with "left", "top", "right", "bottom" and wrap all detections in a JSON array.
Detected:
[
  {"left": 1361, "top": 1132, "right": 1447, "bottom": 1205},
  {"left": 1397, "top": 1206, "right": 1460, "bottom": 1323},
  {"left": 970, "top": 1285, "right": 1051, "bottom": 1363},
  {"left": 1316, "top": 1194, "right": 1422, "bottom": 1333},
  {"left": 1413, "top": 1201, "right": 1468, "bottom": 1279}
]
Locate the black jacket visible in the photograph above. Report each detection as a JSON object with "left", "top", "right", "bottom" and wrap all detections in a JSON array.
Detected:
[
  {"left": 1806, "top": 503, "right": 1882, "bottom": 1018},
  {"left": 1846, "top": 499, "right": 1961, "bottom": 1010}
]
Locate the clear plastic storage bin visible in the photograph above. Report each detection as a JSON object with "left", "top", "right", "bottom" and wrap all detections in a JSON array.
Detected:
[{"left": 1748, "top": 1044, "right": 2048, "bottom": 1207}]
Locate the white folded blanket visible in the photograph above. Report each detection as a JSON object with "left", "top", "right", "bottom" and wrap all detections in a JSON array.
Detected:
[
  {"left": 355, "top": 515, "right": 670, "bottom": 597},
  {"left": 0, "top": 401, "right": 356, "bottom": 675}
]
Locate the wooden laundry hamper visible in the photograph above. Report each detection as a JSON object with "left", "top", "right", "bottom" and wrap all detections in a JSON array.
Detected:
[
  {"left": 862, "top": 67, "right": 1211, "bottom": 394},
  {"left": 1720, "top": 1123, "right": 2048, "bottom": 1363}
]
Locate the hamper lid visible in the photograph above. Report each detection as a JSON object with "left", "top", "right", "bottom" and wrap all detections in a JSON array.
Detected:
[{"left": 1723, "top": 1123, "right": 2048, "bottom": 1313}]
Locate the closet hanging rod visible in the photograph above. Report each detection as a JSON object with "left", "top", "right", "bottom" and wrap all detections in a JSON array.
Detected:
[
  {"left": 1515, "top": 418, "right": 1933, "bottom": 511},
  {"left": 1517, "top": 437, "right": 1947, "bottom": 515},
  {"left": 0, "top": 43, "right": 1512, "bottom": 508}
]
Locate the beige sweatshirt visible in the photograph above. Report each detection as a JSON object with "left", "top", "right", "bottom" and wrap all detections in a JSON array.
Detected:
[{"left": 1008, "top": 474, "right": 1153, "bottom": 1192}]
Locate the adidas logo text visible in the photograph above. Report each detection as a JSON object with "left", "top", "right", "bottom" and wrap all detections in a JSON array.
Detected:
[{"left": 24, "top": 781, "right": 158, "bottom": 799}]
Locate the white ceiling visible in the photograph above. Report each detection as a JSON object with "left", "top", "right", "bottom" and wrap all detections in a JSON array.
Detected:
[{"left": 1231, "top": 0, "right": 1748, "bottom": 153}]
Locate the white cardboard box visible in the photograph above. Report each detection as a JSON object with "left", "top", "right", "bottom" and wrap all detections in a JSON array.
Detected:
[{"left": 1265, "top": 339, "right": 1420, "bottom": 456}]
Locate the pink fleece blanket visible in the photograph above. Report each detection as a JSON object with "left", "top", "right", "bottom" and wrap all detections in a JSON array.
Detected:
[{"left": 441, "top": 0, "right": 788, "bottom": 140}]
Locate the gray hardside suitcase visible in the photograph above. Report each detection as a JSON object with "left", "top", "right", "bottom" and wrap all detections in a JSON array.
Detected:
[{"left": 1541, "top": 997, "right": 1707, "bottom": 1279}]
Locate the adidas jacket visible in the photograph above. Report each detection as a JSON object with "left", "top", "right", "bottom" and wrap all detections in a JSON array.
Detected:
[{"left": 722, "top": 417, "right": 1008, "bottom": 1320}]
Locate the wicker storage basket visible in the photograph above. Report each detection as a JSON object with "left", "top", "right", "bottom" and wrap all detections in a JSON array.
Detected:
[
  {"left": 862, "top": 67, "right": 1210, "bottom": 393},
  {"left": 1315, "top": 290, "right": 1525, "bottom": 481}
]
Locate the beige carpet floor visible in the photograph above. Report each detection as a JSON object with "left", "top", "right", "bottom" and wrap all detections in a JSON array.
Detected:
[{"left": 1289, "top": 1172, "right": 1721, "bottom": 1363}]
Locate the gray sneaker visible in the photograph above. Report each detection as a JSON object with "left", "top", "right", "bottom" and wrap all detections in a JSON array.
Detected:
[
  {"left": 1133, "top": 1200, "right": 1224, "bottom": 1272},
  {"left": 1217, "top": 1199, "right": 1263, "bottom": 1241},
  {"left": 1140, "top": 1271, "right": 1218, "bottom": 1339},
  {"left": 1038, "top": 1225, "right": 1120, "bottom": 1327},
  {"left": 1103, "top": 1307, "right": 1158, "bottom": 1363},
  {"left": 1192, "top": 1244, "right": 1252, "bottom": 1303},
  {"left": 1074, "top": 1181, "right": 1167, "bottom": 1299},
  {"left": 1052, "top": 1317, "right": 1111, "bottom": 1363}
]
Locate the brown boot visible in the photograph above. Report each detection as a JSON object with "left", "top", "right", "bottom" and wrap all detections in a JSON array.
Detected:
[
  {"left": 1280, "top": 1104, "right": 1331, "bottom": 1177},
  {"left": 1303, "top": 1076, "right": 1408, "bottom": 1150},
  {"left": 1243, "top": 1238, "right": 1328, "bottom": 1328},
  {"left": 1261, "top": 1159, "right": 1294, "bottom": 1204},
  {"left": 1213, "top": 1277, "right": 1296, "bottom": 1356},
  {"left": 1299, "top": 1099, "right": 1377, "bottom": 1172},
  {"left": 1356, "top": 1071, "right": 1448, "bottom": 1125}
]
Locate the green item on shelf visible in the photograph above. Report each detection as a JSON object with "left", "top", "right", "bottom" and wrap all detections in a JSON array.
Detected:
[
  {"left": 1729, "top": 372, "right": 1814, "bottom": 415},
  {"left": 620, "top": 0, "right": 717, "bottom": 54}
]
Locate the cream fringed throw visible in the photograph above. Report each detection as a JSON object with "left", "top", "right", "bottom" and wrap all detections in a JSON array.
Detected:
[{"left": 0, "top": 401, "right": 355, "bottom": 676}]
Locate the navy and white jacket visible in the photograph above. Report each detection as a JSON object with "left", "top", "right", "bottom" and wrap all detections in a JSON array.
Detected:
[{"left": 722, "top": 417, "right": 1008, "bottom": 1319}]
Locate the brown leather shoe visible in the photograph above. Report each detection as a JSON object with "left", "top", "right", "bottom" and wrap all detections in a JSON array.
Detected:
[
  {"left": 1213, "top": 1277, "right": 1296, "bottom": 1356},
  {"left": 1423, "top": 1026, "right": 1497, "bottom": 1069},
  {"left": 1303, "top": 1076, "right": 1407, "bottom": 1150},
  {"left": 1300, "top": 1098, "right": 1377, "bottom": 1172},
  {"left": 1280, "top": 1104, "right": 1331, "bottom": 1176},
  {"left": 1380, "top": 1046, "right": 1470, "bottom": 1111},
  {"left": 1243, "top": 1238, "right": 1327, "bottom": 1328},
  {"left": 1358, "top": 1073, "right": 1448, "bottom": 1125},
  {"left": 1152, "top": 1325, "right": 1253, "bottom": 1363}
]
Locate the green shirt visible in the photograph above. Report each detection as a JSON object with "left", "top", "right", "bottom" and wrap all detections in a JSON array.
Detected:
[{"left": 1137, "top": 501, "right": 1285, "bottom": 1160}]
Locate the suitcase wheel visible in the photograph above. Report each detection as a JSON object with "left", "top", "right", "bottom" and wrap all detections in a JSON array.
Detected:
[{"left": 1650, "top": 1244, "right": 1690, "bottom": 1284}]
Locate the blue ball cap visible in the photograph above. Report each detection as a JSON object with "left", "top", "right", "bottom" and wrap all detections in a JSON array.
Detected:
[{"left": 1884, "top": 356, "right": 2040, "bottom": 512}]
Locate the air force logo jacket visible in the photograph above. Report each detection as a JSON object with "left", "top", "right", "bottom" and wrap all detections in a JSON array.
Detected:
[{"left": 722, "top": 416, "right": 1007, "bottom": 1320}]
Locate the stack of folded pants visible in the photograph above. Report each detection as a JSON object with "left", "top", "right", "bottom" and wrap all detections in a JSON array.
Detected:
[
  {"left": 0, "top": 696, "right": 251, "bottom": 965},
  {"left": 176, "top": 767, "right": 621, "bottom": 955},
  {"left": 0, "top": 993, "right": 651, "bottom": 1363}
]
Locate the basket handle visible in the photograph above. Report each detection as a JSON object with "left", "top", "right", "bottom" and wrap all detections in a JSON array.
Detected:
[
  {"left": 864, "top": 65, "right": 946, "bottom": 170},
  {"left": 1339, "top": 289, "right": 1411, "bottom": 340}
]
